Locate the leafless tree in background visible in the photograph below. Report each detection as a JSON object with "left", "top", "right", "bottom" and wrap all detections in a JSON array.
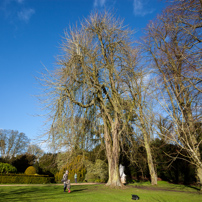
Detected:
[
  {"left": 142, "top": 0, "right": 202, "bottom": 189},
  {"left": 27, "top": 144, "right": 44, "bottom": 159},
  {"left": 0, "top": 129, "right": 30, "bottom": 157}
]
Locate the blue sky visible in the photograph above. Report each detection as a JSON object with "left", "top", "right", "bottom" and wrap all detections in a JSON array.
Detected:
[{"left": 0, "top": 0, "right": 167, "bottom": 151}]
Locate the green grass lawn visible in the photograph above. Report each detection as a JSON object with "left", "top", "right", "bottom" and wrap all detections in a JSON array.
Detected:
[
  {"left": 0, "top": 182, "right": 201, "bottom": 202},
  {"left": 130, "top": 180, "right": 201, "bottom": 191}
]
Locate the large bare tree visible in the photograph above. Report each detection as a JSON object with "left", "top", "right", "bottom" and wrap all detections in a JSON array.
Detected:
[
  {"left": 41, "top": 12, "right": 138, "bottom": 187},
  {"left": 142, "top": 0, "right": 202, "bottom": 189}
]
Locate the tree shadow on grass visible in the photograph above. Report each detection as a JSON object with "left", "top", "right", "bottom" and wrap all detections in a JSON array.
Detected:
[
  {"left": 1, "top": 187, "right": 55, "bottom": 202},
  {"left": 185, "top": 185, "right": 201, "bottom": 192},
  {"left": 0, "top": 186, "right": 89, "bottom": 201}
]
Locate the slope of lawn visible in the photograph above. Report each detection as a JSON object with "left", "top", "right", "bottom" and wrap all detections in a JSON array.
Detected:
[
  {"left": 0, "top": 182, "right": 201, "bottom": 202},
  {"left": 130, "top": 180, "right": 201, "bottom": 192}
]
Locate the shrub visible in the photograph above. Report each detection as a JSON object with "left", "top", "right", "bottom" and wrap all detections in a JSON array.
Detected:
[
  {"left": 38, "top": 153, "right": 58, "bottom": 176},
  {"left": 24, "top": 166, "right": 37, "bottom": 175},
  {"left": 84, "top": 173, "right": 98, "bottom": 182},
  {"left": 55, "top": 155, "right": 87, "bottom": 183},
  {"left": 85, "top": 159, "right": 108, "bottom": 183},
  {"left": 0, "top": 162, "right": 17, "bottom": 174}
]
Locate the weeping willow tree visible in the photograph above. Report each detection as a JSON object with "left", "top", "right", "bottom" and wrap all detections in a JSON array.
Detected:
[{"left": 40, "top": 11, "right": 139, "bottom": 187}]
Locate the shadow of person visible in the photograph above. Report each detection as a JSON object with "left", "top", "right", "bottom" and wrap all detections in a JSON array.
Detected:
[{"left": 70, "top": 188, "right": 87, "bottom": 193}]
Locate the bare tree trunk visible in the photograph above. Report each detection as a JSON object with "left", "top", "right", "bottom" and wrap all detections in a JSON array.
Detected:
[
  {"left": 104, "top": 117, "right": 122, "bottom": 187},
  {"left": 196, "top": 166, "right": 202, "bottom": 191},
  {"left": 139, "top": 110, "right": 157, "bottom": 185},
  {"left": 135, "top": 83, "right": 158, "bottom": 185},
  {"left": 143, "top": 132, "right": 157, "bottom": 185},
  {"left": 106, "top": 154, "right": 122, "bottom": 186}
]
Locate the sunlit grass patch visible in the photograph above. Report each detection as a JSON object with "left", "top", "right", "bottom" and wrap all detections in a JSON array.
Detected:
[{"left": 0, "top": 183, "right": 201, "bottom": 202}]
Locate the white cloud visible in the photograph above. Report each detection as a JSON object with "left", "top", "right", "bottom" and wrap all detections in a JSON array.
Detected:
[
  {"left": 0, "top": 0, "right": 24, "bottom": 8},
  {"left": 1, "top": 0, "right": 35, "bottom": 23},
  {"left": 133, "top": 0, "right": 154, "bottom": 16},
  {"left": 94, "top": 0, "right": 106, "bottom": 7},
  {"left": 18, "top": 8, "right": 35, "bottom": 22}
]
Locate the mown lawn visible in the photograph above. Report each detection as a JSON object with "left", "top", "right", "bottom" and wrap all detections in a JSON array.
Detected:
[
  {"left": 0, "top": 182, "right": 201, "bottom": 202},
  {"left": 130, "top": 180, "right": 201, "bottom": 191}
]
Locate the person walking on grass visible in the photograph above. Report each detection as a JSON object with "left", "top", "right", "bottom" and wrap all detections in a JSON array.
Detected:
[
  {"left": 62, "top": 170, "right": 71, "bottom": 193},
  {"left": 74, "top": 173, "right": 77, "bottom": 183}
]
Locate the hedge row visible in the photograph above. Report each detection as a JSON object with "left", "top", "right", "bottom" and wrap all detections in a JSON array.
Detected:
[{"left": 0, "top": 174, "right": 55, "bottom": 184}]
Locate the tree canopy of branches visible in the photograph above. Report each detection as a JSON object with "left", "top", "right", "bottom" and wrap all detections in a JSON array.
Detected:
[
  {"left": 0, "top": 129, "right": 30, "bottom": 158},
  {"left": 27, "top": 144, "right": 44, "bottom": 159}
]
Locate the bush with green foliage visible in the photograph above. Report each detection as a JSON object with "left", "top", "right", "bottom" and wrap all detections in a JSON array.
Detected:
[
  {"left": 85, "top": 159, "right": 108, "bottom": 183},
  {"left": 0, "top": 162, "right": 17, "bottom": 174},
  {"left": 24, "top": 166, "right": 37, "bottom": 175},
  {"left": 55, "top": 155, "right": 87, "bottom": 183},
  {"left": 38, "top": 153, "right": 58, "bottom": 176}
]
